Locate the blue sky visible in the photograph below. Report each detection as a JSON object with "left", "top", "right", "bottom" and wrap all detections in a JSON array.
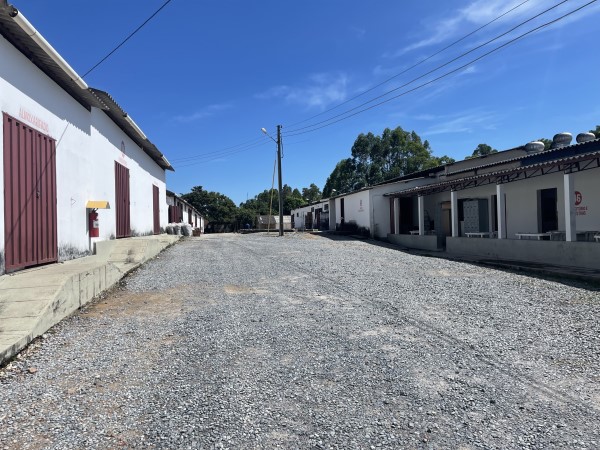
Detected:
[{"left": 14, "top": 0, "right": 600, "bottom": 205}]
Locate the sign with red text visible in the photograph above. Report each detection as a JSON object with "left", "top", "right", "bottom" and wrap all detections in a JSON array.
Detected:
[
  {"left": 19, "top": 107, "right": 49, "bottom": 134},
  {"left": 575, "top": 191, "right": 587, "bottom": 216}
]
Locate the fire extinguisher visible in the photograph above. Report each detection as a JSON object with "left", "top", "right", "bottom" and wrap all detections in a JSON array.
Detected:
[{"left": 89, "top": 209, "right": 99, "bottom": 237}]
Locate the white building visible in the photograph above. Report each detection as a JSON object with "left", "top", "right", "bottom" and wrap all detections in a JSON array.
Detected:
[
  {"left": 166, "top": 190, "right": 204, "bottom": 233},
  {"left": 291, "top": 200, "right": 329, "bottom": 230},
  {"left": 0, "top": 4, "right": 173, "bottom": 272},
  {"left": 386, "top": 134, "right": 600, "bottom": 268}
]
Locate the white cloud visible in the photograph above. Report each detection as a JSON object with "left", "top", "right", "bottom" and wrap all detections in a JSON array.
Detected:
[
  {"left": 256, "top": 73, "right": 349, "bottom": 110},
  {"left": 424, "top": 109, "right": 499, "bottom": 136},
  {"left": 390, "top": 0, "right": 594, "bottom": 57},
  {"left": 173, "top": 103, "right": 232, "bottom": 122}
]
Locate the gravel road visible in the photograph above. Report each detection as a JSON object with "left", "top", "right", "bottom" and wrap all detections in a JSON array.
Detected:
[{"left": 1, "top": 233, "right": 599, "bottom": 449}]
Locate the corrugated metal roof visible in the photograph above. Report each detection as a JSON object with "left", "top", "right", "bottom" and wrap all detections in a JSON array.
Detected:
[
  {"left": 445, "top": 139, "right": 600, "bottom": 176},
  {"left": 386, "top": 145, "right": 600, "bottom": 197},
  {"left": 444, "top": 146, "right": 525, "bottom": 176},
  {"left": 0, "top": 6, "right": 104, "bottom": 110},
  {"left": 166, "top": 190, "right": 202, "bottom": 217},
  {"left": 90, "top": 89, "right": 173, "bottom": 171},
  {"left": 0, "top": 4, "right": 173, "bottom": 172}
]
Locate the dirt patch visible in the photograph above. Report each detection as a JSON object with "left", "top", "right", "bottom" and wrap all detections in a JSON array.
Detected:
[{"left": 81, "top": 285, "right": 192, "bottom": 319}]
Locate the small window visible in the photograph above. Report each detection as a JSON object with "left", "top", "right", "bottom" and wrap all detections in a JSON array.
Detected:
[{"left": 296, "top": 212, "right": 299, "bottom": 217}]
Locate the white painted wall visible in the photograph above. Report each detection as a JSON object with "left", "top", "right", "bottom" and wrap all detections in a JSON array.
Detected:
[
  {"left": 570, "top": 169, "right": 600, "bottom": 231},
  {"left": 503, "top": 173, "right": 565, "bottom": 237},
  {"left": 335, "top": 190, "right": 370, "bottom": 229},
  {"left": 291, "top": 201, "right": 328, "bottom": 230},
  {"left": 89, "top": 108, "right": 167, "bottom": 241},
  {"left": 0, "top": 34, "right": 167, "bottom": 263},
  {"left": 1, "top": 34, "right": 90, "bottom": 255}
]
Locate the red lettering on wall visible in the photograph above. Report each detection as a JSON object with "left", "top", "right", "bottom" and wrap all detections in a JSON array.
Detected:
[{"left": 18, "top": 107, "right": 49, "bottom": 134}]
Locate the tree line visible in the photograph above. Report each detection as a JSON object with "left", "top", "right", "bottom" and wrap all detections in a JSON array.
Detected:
[
  {"left": 180, "top": 124, "right": 600, "bottom": 225},
  {"left": 180, "top": 183, "right": 322, "bottom": 227}
]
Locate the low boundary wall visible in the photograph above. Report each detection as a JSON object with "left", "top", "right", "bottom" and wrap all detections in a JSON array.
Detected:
[
  {"left": 446, "top": 237, "right": 600, "bottom": 270},
  {"left": 387, "top": 234, "right": 441, "bottom": 252}
]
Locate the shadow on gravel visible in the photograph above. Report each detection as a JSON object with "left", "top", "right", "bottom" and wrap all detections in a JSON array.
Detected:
[{"left": 310, "top": 232, "right": 600, "bottom": 291}]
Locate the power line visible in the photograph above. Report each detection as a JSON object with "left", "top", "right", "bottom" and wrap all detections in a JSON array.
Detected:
[
  {"left": 174, "top": 140, "right": 272, "bottom": 168},
  {"left": 285, "top": 0, "right": 570, "bottom": 135},
  {"left": 170, "top": 136, "right": 269, "bottom": 163},
  {"left": 172, "top": 135, "right": 313, "bottom": 168},
  {"left": 284, "top": 0, "right": 597, "bottom": 138},
  {"left": 82, "top": 0, "right": 175, "bottom": 78},
  {"left": 284, "top": 0, "right": 532, "bottom": 129},
  {"left": 283, "top": 0, "right": 580, "bottom": 137}
]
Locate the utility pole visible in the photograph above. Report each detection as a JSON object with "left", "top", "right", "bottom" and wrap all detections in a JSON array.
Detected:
[{"left": 277, "top": 125, "right": 284, "bottom": 237}]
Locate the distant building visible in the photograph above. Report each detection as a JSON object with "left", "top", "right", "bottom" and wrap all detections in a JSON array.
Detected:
[
  {"left": 291, "top": 200, "right": 329, "bottom": 231},
  {"left": 166, "top": 190, "right": 204, "bottom": 233},
  {"left": 256, "top": 215, "right": 293, "bottom": 231}
]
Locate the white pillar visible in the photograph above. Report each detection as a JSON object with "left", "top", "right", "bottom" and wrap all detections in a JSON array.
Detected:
[
  {"left": 393, "top": 198, "right": 400, "bottom": 235},
  {"left": 564, "top": 173, "right": 576, "bottom": 242},
  {"left": 418, "top": 195, "right": 425, "bottom": 236},
  {"left": 496, "top": 184, "right": 507, "bottom": 239},
  {"left": 451, "top": 190, "right": 459, "bottom": 237}
]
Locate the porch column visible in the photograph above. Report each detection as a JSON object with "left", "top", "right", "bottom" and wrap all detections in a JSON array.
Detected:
[
  {"left": 393, "top": 198, "right": 400, "bottom": 235},
  {"left": 451, "top": 190, "right": 459, "bottom": 237},
  {"left": 564, "top": 172, "right": 576, "bottom": 242},
  {"left": 496, "top": 184, "right": 507, "bottom": 239},
  {"left": 418, "top": 195, "right": 425, "bottom": 236}
]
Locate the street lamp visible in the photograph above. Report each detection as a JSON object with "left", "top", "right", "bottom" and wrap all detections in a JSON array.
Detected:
[{"left": 262, "top": 125, "right": 284, "bottom": 237}]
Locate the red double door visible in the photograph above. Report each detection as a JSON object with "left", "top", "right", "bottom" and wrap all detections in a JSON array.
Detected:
[{"left": 3, "top": 113, "right": 57, "bottom": 272}]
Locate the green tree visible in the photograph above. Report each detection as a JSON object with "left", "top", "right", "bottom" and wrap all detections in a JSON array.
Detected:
[
  {"left": 235, "top": 207, "right": 256, "bottom": 228},
  {"left": 590, "top": 125, "right": 600, "bottom": 139},
  {"left": 301, "top": 183, "right": 322, "bottom": 203},
  {"left": 240, "top": 189, "right": 278, "bottom": 215},
  {"left": 283, "top": 187, "right": 304, "bottom": 213},
  {"left": 323, "top": 126, "right": 452, "bottom": 195},
  {"left": 466, "top": 143, "right": 497, "bottom": 159},
  {"left": 181, "top": 186, "right": 237, "bottom": 223},
  {"left": 323, "top": 158, "right": 361, "bottom": 197}
]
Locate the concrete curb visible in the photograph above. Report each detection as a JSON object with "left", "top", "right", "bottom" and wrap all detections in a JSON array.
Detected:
[{"left": 0, "top": 235, "right": 181, "bottom": 366}]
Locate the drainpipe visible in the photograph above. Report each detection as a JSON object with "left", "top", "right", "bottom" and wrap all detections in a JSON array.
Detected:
[{"left": 6, "top": 4, "right": 88, "bottom": 90}]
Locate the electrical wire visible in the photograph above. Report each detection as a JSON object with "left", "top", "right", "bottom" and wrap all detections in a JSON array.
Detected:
[
  {"left": 170, "top": 136, "right": 269, "bottom": 163},
  {"left": 284, "top": 0, "right": 532, "bottom": 129},
  {"left": 284, "top": 0, "right": 571, "bottom": 136},
  {"left": 82, "top": 0, "right": 175, "bottom": 78},
  {"left": 174, "top": 140, "right": 272, "bottom": 168},
  {"left": 284, "top": 0, "right": 597, "bottom": 138}
]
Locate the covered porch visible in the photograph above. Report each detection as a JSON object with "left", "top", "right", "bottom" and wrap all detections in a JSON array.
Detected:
[{"left": 386, "top": 144, "right": 600, "bottom": 268}]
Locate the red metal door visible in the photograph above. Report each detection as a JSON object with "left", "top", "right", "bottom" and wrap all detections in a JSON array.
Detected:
[
  {"left": 152, "top": 185, "right": 160, "bottom": 235},
  {"left": 3, "top": 113, "right": 57, "bottom": 272},
  {"left": 114, "top": 161, "right": 130, "bottom": 238}
]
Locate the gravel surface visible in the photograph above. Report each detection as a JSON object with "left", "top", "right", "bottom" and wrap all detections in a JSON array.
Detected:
[{"left": 1, "top": 232, "right": 599, "bottom": 449}]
